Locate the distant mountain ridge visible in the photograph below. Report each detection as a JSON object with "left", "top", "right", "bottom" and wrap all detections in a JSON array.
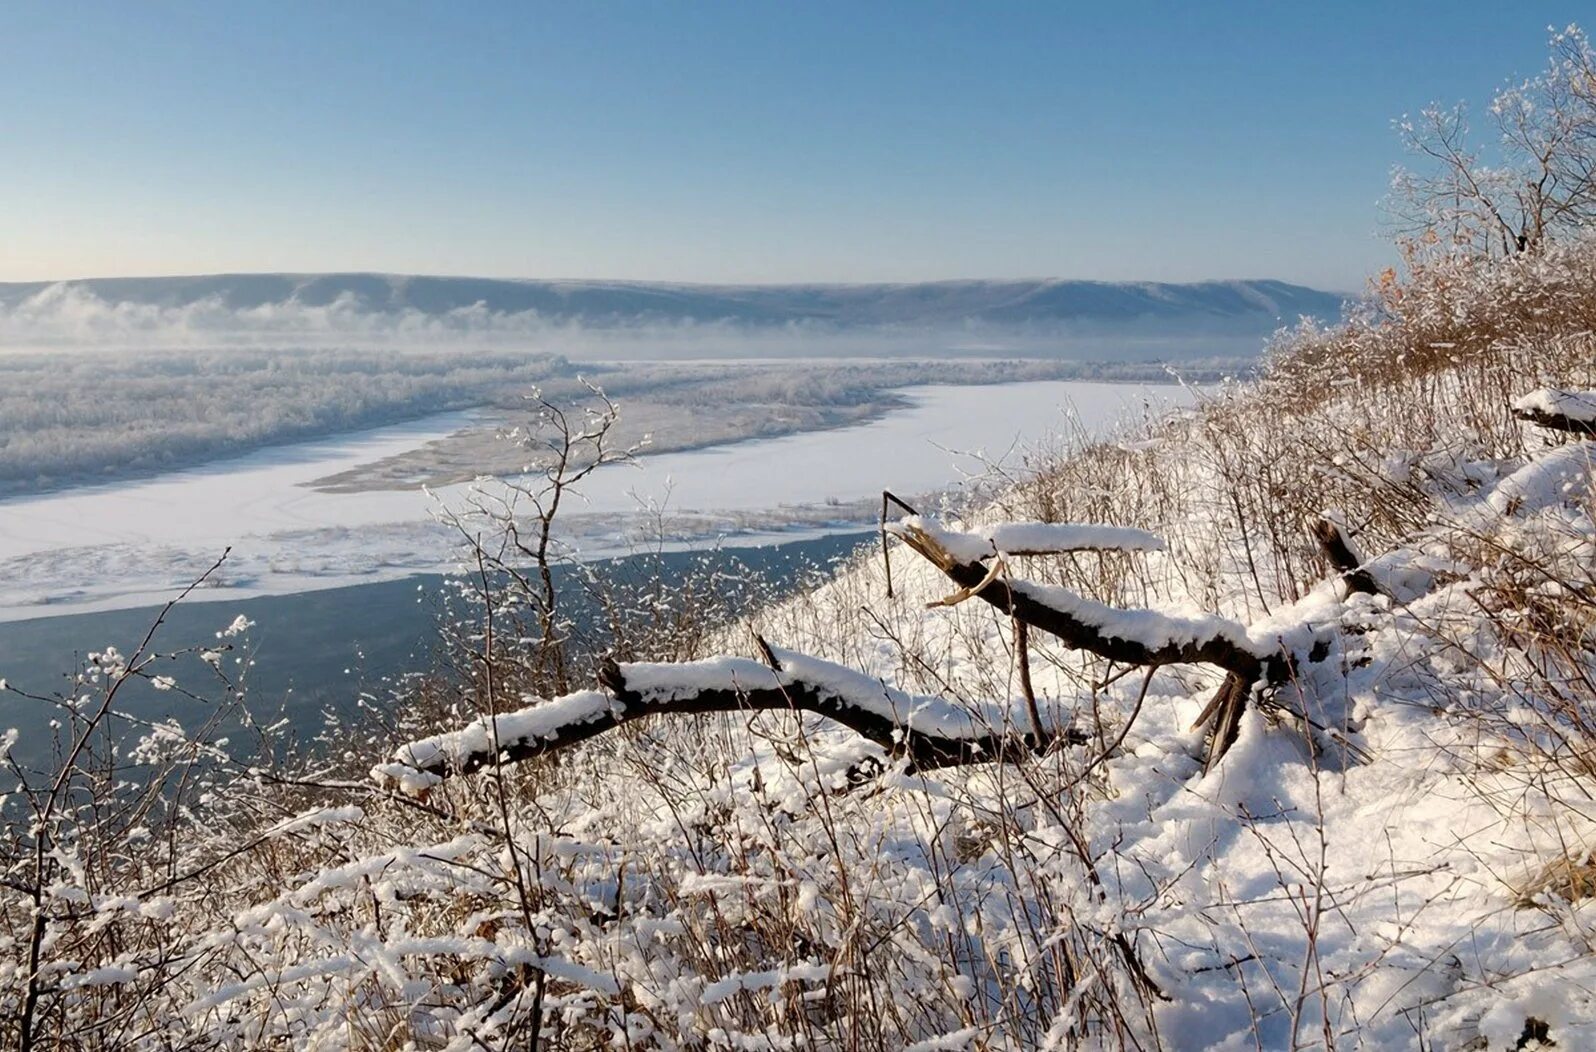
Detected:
[{"left": 0, "top": 273, "right": 1347, "bottom": 330}]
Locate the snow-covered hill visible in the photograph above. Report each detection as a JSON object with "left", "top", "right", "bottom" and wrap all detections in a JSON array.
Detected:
[
  {"left": 0, "top": 272, "right": 1345, "bottom": 332},
  {"left": 2, "top": 245, "right": 1593, "bottom": 1050}
]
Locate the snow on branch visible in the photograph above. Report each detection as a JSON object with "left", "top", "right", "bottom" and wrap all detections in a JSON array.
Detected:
[
  {"left": 887, "top": 514, "right": 1282, "bottom": 682},
  {"left": 1484, "top": 441, "right": 1595, "bottom": 519},
  {"left": 375, "top": 643, "right": 1085, "bottom": 787},
  {"left": 885, "top": 511, "right": 1337, "bottom": 770},
  {"left": 894, "top": 514, "right": 1166, "bottom": 563},
  {"left": 1513, "top": 388, "right": 1596, "bottom": 436}
]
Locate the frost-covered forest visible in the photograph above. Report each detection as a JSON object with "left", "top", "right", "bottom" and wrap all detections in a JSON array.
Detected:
[{"left": 0, "top": 349, "right": 569, "bottom": 494}]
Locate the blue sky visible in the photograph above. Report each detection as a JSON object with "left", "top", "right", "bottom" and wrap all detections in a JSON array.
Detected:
[{"left": 1, "top": 2, "right": 1584, "bottom": 289}]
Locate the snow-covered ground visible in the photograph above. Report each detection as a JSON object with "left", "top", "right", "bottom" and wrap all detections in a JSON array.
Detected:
[
  {"left": 0, "top": 380, "right": 1190, "bottom": 619},
  {"left": 5, "top": 300, "right": 1591, "bottom": 1047}
]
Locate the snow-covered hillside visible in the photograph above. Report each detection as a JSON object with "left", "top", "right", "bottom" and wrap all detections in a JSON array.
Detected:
[{"left": 1, "top": 245, "right": 1593, "bottom": 1050}]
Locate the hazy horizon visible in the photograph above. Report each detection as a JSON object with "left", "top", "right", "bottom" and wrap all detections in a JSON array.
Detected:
[
  {"left": 7, "top": 2, "right": 1586, "bottom": 289},
  {"left": 0, "top": 269, "right": 1355, "bottom": 292}
]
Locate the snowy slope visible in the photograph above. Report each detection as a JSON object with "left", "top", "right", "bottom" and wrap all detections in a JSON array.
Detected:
[{"left": 4, "top": 293, "right": 1592, "bottom": 1048}]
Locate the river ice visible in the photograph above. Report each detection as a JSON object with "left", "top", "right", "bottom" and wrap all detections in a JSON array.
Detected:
[{"left": 0, "top": 380, "right": 1192, "bottom": 619}]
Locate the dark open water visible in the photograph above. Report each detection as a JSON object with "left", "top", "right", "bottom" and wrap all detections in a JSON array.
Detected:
[{"left": 0, "top": 531, "right": 873, "bottom": 771}]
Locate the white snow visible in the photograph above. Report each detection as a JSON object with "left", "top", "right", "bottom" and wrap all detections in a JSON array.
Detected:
[
  {"left": 263, "top": 805, "right": 366, "bottom": 838},
  {"left": 18, "top": 238, "right": 1596, "bottom": 1049},
  {"left": 1485, "top": 440, "right": 1594, "bottom": 517},
  {"left": 890, "top": 514, "right": 1165, "bottom": 561},
  {"left": 64, "top": 965, "right": 138, "bottom": 989},
  {"left": 985, "top": 520, "right": 1166, "bottom": 554},
  {"left": 616, "top": 656, "right": 781, "bottom": 699},
  {"left": 21, "top": 339, "right": 1596, "bottom": 1048},
  {"left": 393, "top": 690, "right": 617, "bottom": 772},
  {"left": 1515, "top": 386, "right": 1596, "bottom": 423},
  {"left": 699, "top": 961, "right": 831, "bottom": 1005}
]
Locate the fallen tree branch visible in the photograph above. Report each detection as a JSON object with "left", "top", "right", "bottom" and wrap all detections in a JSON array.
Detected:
[
  {"left": 376, "top": 643, "right": 1086, "bottom": 788},
  {"left": 1513, "top": 388, "right": 1596, "bottom": 437},
  {"left": 884, "top": 509, "right": 1345, "bottom": 768},
  {"left": 886, "top": 514, "right": 1273, "bottom": 682}
]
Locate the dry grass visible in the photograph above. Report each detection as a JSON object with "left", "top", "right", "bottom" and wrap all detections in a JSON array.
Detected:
[{"left": 1516, "top": 850, "right": 1596, "bottom": 908}]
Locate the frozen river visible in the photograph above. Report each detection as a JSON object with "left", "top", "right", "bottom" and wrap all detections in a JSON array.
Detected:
[{"left": 0, "top": 379, "right": 1192, "bottom": 619}]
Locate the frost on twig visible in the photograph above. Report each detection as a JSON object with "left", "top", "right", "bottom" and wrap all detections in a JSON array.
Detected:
[{"left": 377, "top": 643, "right": 1086, "bottom": 787}]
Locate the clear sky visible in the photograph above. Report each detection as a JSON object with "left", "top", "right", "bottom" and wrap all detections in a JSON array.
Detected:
[{"left": 1, "top": 2, "right": 1584, "bottom": 289}]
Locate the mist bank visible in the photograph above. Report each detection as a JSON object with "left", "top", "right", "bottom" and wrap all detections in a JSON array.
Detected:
[
  {"left": 0, "top": 271, "right": 1317, "bottom": 498},
  {"left": 0, "top": 273, "right": 1346, "bottom": 354}
]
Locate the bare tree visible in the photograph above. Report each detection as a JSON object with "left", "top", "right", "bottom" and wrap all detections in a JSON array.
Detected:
[
  {"left": 441, "top": 381, "right": 641, "bottom": 698},
  {"left": 1389, "top": 25, "right": 1596, "bottom": 259}
]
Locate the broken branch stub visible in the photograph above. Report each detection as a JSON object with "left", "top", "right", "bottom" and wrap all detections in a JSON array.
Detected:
[
  {"left": 1310, "top": 517, "right": 1383, "bottom": 597},
  {"left": 1191, "top": 672, "right": 1252, "bottom": 773}
]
